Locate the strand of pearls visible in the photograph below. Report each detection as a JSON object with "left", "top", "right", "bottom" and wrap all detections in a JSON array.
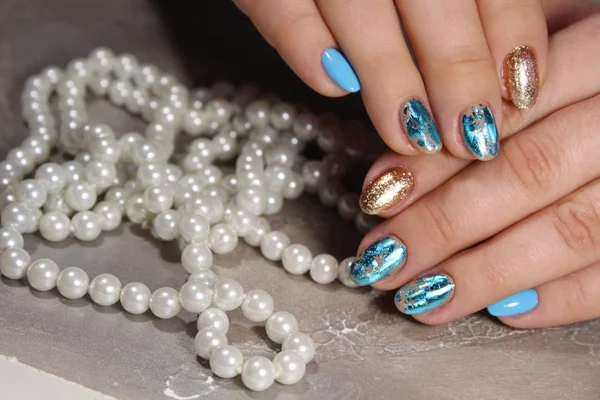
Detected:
[{"left": 0, "top": 48, "right": 379, "bottom": 391}]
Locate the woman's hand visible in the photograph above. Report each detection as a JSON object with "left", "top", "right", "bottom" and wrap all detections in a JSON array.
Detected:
[{"left": 350, "top": 14, "right": 600, "bottom": 328}]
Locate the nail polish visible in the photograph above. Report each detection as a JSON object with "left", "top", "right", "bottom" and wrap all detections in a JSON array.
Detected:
[
  {"left": 394, "top": 273, "right": 455, "bottom": 315},
  {"left": 321, "top": 48, "right": 360, "bottom": 93},
  {"left": 350, "top": 236, "right": 407, "bottom": 286},
  {"left": 359, "top": 166, "right": 414, "bottom": 215},
  {"left": 461, "top": 103, "right": 499, "bottom": 161},
  {"left": 504, "top": 46, "right": 539, "bottom": 110},
  {"left": 401, "top": 99, "right": 442, "bottom": 154},
  {"left": 487, "top": 289, "right": 538, "bottom": 317}
]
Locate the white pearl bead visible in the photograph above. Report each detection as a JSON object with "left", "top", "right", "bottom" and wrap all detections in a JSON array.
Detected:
[
  {"left": 260, "top": 231, "right": 290, "bottom": 261},
  {"left": 242, "top": 290, "right": 274, "bottom": 322},
  {"left": 0, "top": 247, "right": 31, "bottom": 279},
  {"left": 317, "top": 126, "right": 341, "bottom": 152},
  {"left": 0, "top": 161, "right": 22, "bottom": 189},
  {"left": 201, "top": 184, "right": 228, "bottom": 203},
  {"left": 336, "top": 257, "right": 358, "bottom": 288},
  {"left": 226, "top": 207, "right": 257, "bottom": 237},
  {"left": 152, "top": 210, "right": 181, "bottom": 242},
  {"left": 338, "top": 193, "right": 360, "bottom": 220},
  {"left": 21, "top": 136, "right": 50, "bottom": 165},
  {"left": 39, "top": 211, "right": 71, "bottom": 242},
  {"left": 264, "top": 190, "right": 283, "bottom": 215},
  {"left": 178, "top": 214, "right": 210, "bottom": 243},
  {"left": 212, "top": 279, "right": 244, "bottom": 311},
  {"left": 181, "top": 242, "right": 213, "bottom": 274},
  {"left": 143, "top": 185, "right": 174, "bottom": 213},
  {"left": 278, "top": 131, "right": 305, "bottom": 154},
  {"left": 114, "top": 53, "right": 139, "bottom": 80},
  {"left": 65, "top": 182, "right": 97, "bottom": 211},
  {"left": 242, "top": 356, "right": 276, "bottom": 392},
  {"left": 132, "top": 141, "right": 162, "bottom": 165},
  {"left": 245, "top": 100, "right": 270, "bottom": 127},
  {"left": 195, "top": 327, "right": 228, "bottom": 359},
  {"left": 137, "top": 162, "right": 167, "bottom": 188},
  {"left": 179, "top": 281, "right": 213, "bottom": 313},
  {"left": 197, "top": 308, "right": 230, "bottom": 333},
  {"left": 293, "top": 113, "right": 319, "bottom": 141},
  {"left": 71, "top": 211, "right": 103, "bottom": 241},
  {"left": 221, "top": 174, "right": 238, "bottom": 195},
  {"left": 208, "top": 224, "right": 238, "bottom": 254},
  {"left": 237, "top": 170, "right": 267, "bottom": 189},
  {"left": 310, "top": 254, "right": 338, "bottom": 284},
  {"left": 243, "top": 217, "right": 270, "bottom": 247},
  {"left": 318, "top": 180, "right": 345, "bottom": 207},
  {"left": 282, "top": 173, "right": 304, "bottom": 199},
  {"left": 93, "top": 201, "right": 122, "bottom": 231},
  {"left": 15, "top": 179, "right": 47, "bottom": 209},
  {"left": 236, "top": 187, "right": 267, "bottom": 216},
  {"left": 43, "top": 193, "right": 73, "bottom": 216},
  {"left": 27, "top": 258, "right": 60, "bottom": 291},
  {"left": 34, "top": 163, "right": 68, "bottom": 194},
  {"left": 188, "top": 270, "right": 219, "bottom": 289},
  {"left": 0, "top": 227, "right": 24, "bottom": 249},
  {"left": 149, "top": 287, "right": 181, "bottom": 319},
  {"left": 282, "top": 244, "right": 313, "bottom": 275},
  {"left": 89, "top": 137, "right": 121, "bottom": 164},
  {"left": 84, "top": 160, "right": 116, "bottom": 193},
  {"left": 62, "top": 161, "right": 85, "bottom": 183},
  {"left": 24, "top": 208, "right": 42, "bottom": 234},
  {"left": 7, "top": 148, "right": 36, "bottom": 175},
  {"left": 57, "top": 267, "right": 89, "bottom": 299},
  {"left": 266, "top": 311, "right": 299, "bottom": 344},
  {"left": 133, "top": 64, "right": 158, "bottom": 89},
  {"left": 183, "top": 109, "right": 209, "bottom": 136},
  {"left": 282, "top": 332, "right": 315, "bottom": 363},
  {"left": 120, "top": 282, "right": 151, "bottom": 314},
  {"left": 210, "top": 345, "right": 244, "bottom": 379},
  {"left": 302, "top": 161, "right": 328, "bottom": 193},
  {"left": 265, "top": 144, "right": 296, "bottom": 169},
  {"left": 273, "top": 351, "right": 306, "bottom": 385},
  {"left": 269, "top": 102, "right": 296, "bottom": 130},
  {"left": 89, "top": 274, "right": 122, "bottom": 306},
  {"left": 1, "top": 202, "right": 33, "bottom": 233},
  {"left": 125, "top": 194, "right": 148, "bottom": 224},
  {"left": 0, "top": 188, "right": 16, "bottom": 212}
]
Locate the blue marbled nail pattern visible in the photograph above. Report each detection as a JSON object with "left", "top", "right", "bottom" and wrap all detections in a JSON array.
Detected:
[
  {"left": 349, "top": 236, "right": 407, "bottom": 286},
  {"left": 401, "top": 99, "right": 442, "bottom": 154},
  {"left": 461, "top": 104, "right": 499, "bottom": 161},
  {"left": 394, "top": 273, "right": 455, "bottom": 315}
]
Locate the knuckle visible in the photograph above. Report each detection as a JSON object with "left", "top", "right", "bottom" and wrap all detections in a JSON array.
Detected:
[
  {"left": 436, "top": 45, "right": 492, "bottom": 76},
  {"left": 420, "top": 200, "right": 456, "bottom": 248},
  {"left": 551, "top": 193, "right": 600, "bottom": 254},
  {"left": 268, "top": 11, "right": 321, "bottom": 47}
]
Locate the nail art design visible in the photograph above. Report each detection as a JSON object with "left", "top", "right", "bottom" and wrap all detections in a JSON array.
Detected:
[
  {"left": 401, "top": 99, "right": 442, "bottom": 154},
  {"left": 321, "top": 48, "right": 361, "bottom": 93},
  {"left": 504, "top": 46, "right": 539, "bottom": 110},
  {"left": 394, "top": 273, "right": 455, "bottom": 315},
  {"left": 350, "top": 236, "right": 407, "bottom": 286},
  {"left": 461, "top": 104, "right": 499, "bottom": 161},
  {"left": 359, "top": 166, "right": 414, "bottom": 215},
  {"left": 487, "top": 289, "right": 538, "bottom": 317}
]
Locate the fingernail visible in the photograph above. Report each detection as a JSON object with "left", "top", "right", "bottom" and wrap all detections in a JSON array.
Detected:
[
  {"left": 394, "top": 273, "right": 455, "bottom": 315},
  {"left": 461, "top": 103, "right": 499, "bottom": 161},
  {"left": 487, "top": 288, "right": 538, "bottom": 317},
  {"left": 321, "top": 48, "right": 361, "bottom": 93},
  {"left": 350, "top": 236, "right": 407, "bottom": 286},
  {"left": 401, "top": 99, "right": 442, "bottom": 154},
  {"left": 359, "top": 166, "right": 414, "bottom": 215},
  {"left": 504, "top": 46, "right": 539, "bottom": 110}
]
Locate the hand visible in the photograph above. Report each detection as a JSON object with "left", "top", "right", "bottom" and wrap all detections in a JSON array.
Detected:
[
  {"left": 234, "top": 0, "right": 552, "bottom": 161},
  {"left": 350, "top": 14, "right": 600, "bottom": 328}
]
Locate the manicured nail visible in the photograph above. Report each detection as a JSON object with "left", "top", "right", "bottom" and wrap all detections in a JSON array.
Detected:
[
  {"left": 359, "top": 166, "right": 414, "bottom": 215},
  {"left": 487, "top": 288, "right": 538, "bottom": 317},
  {"left": 401, "top": 99, "right": 442, "bottom": 154},
  {"left": 504, "top": 46, "right": 539, "bottom": 110},
  {"left": 394, "top": 273, "right": 455, "bottom": 315},
  {"left": 350, "top": 236, "right": 407, "bottom": 286},
  {"left": 321, "top": 48, "right": 361, "bottom": 93},
  {"left": 461, "top": 103, "right": 499, "bottom": 161}
]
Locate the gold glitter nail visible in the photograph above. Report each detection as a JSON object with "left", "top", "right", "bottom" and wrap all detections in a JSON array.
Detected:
[
  {"left": 359, "top": 166, "right": 414, "bottom": 215},
  {"left": 504, "top": 45, "right": 539, "bottom": 110}
]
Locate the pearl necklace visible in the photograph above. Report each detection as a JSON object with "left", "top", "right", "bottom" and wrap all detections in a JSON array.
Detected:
[{"left": 0, "top": 48, "right": 381, "bottom": 392}]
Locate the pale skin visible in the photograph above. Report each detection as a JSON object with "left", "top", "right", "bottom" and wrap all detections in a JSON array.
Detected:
[{"left": 235, "top": 0, "right": 600, "bottom": 327}]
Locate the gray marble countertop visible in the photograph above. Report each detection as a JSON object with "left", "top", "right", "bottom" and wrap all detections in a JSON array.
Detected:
[{"left": 1, "top": 1, "right": 599, "bottom": 399}]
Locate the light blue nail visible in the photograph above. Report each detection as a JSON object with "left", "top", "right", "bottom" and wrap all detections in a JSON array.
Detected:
[
  {"left": 487, "top": 289, "right": 539, "bottom": 317},
  {"left": 349, "top": 236, "right": 406, "bottom": 286},
  {"left": 321, "top": 48, "right": 361, "bottom": 93},
  {"left": 394, "top": 274, "right": 455, "bottom": 315},
  {"left": 402, "top": 99, "right": 442, "bottom": 154},
  {"left": 461, "top": 103, "right": 499, "bottom": 160}
]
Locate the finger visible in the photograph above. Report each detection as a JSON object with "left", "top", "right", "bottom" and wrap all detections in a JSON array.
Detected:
[
  {"left": 498, "top": 261, "right": 600, "bottom": 328},
  {"left": 354, "top": 92, "right": 600, "bottom": 288},
  {"left": 478, "top": 0, "right": 547, "bottom": 110},
  {"left": 397, "top": 0, "right": 501, "bottom": 160},
  {"left": 233, "top": 0, "right": 348, "bottom": 97},
  {"left": 401, "top": 178, "right": 600, "bottom": 322},
  {"left": 314, "top": 0, "right": 440, "bottom": 156},
  {"left": 358, "top": 14, "right": 600, "bottom": 217}
]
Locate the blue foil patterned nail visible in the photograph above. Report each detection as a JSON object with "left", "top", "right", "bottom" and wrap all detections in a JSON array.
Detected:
[
  {"left": 487, "top": 289, "right": 538, "bottom": 317},
  {"left": 461, "top": 103, "right": 499, "bottom": 160},
  {"left": 394, "top": 273, "right": 455, "bottom": 315},
  {"left": 321, "top": 48, "right": 361, "bottom": 93},
  {"left": 402, "top": 99, "right": 442, "bottom": 154},
  {"left": 349, "top": 236, "right": 407, "bottom": 286}
]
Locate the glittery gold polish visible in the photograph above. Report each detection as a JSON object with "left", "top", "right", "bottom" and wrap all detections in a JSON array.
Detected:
[
  {"left": 504, "top": 46, "right": 539, "bottom": 110},
  {"left": 359, "top": 166, "right": 414, "bottom": 215}
]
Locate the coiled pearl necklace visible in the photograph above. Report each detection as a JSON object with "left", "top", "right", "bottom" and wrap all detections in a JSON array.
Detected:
[{"left": 0, "top": 48, "right": 381, "bottom": 392}]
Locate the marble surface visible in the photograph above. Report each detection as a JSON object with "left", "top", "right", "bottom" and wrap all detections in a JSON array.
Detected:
[{"left": 1, "top": 1, "right": 599, "bottom": 399}]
